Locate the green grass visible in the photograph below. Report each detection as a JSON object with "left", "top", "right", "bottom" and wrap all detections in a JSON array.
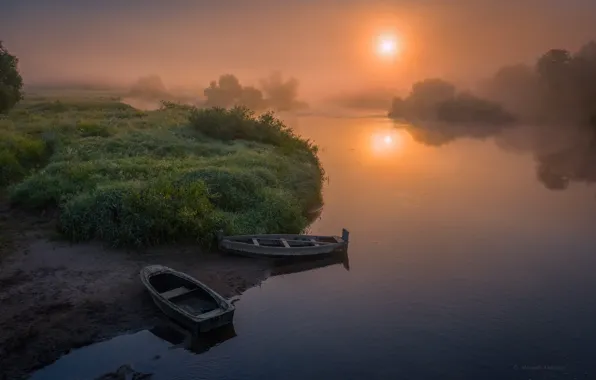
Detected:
[{"left": 1, "top": 96, "right": 324, "bottom": 248}]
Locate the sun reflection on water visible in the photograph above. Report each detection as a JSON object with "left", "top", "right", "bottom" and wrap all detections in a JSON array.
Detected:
[{"left": 370, "top": 128, "right": 410, "bottom": 156}]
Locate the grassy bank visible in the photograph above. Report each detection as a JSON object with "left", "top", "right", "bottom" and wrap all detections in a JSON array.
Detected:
[{"left": 0, "top": 95, "right": 324, "bottom": 247}]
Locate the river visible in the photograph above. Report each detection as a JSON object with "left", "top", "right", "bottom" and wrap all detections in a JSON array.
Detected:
[{"left": 31, "top": 114, "right": 596, "bottom": 379}]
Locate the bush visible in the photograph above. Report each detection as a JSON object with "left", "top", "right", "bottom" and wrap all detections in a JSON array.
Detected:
[
  {"left": 189, "top": 106, "right": 319, "bottom": 158},
  {"left": 59, "top": 179, "right": 215, "bottom": 247},
  {"left": 0, "top": 131, "right": 51, "bottom": 186},
  {"left": 0, "top": 151, "right": 24, "bottom": 186},
  {"left": 180, "top": 167, "right": 266, "bottom": 212}
]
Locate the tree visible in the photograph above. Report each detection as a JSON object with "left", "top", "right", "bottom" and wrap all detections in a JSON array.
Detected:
[
  {"left": 407, "top": 78, "right": 456, "bottom": 116},
  {"left": 237, "top": 86, "right": 265, "bottom": 110},
  {"left": 129, "top": 75, "right": 169, "bottom": 99},
  {"left": 204, "top": 74, "right": 244, "bottom": 107},
  {"left": 536, "top": 49, "right": 572, "bottom": 90},
  {"left": 0, "top": 41, "right": 24, "bottom": 113},
  {"left": 388, "top": 96, "right": 406, "bottom": 118},
  {"left": 260, "top": 72, "right": 299, "bottom": 111}
]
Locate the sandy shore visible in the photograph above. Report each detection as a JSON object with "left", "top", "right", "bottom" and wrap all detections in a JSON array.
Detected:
[{"left": 0, "top": 203, "right": 271, "bottom": 380}]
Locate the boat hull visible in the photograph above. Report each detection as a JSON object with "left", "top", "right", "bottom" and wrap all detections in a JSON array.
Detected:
[
  {"left": 218, "top": 230, "right": 349, "bottom": 258},
  {"left": 140, "top": 265, "right": 235, "bottom": 333}
]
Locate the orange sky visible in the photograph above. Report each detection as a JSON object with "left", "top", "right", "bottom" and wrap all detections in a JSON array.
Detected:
[{"left": 3, "top": 0, "right": 595, "bottom": 97}]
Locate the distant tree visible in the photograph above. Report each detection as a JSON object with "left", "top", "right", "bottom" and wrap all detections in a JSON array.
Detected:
[
  {"left": 218, "top": 74, "right": 243, "bottom": 99},
  {"left": 0, "top": 41, "right": 24, "bottom": 113},
  {"left": 409, "top": 79, "right": 456, "bottom": 106},
  {"left": 260, "top": 72, "right": 299, "bottom": 111},
  {"left": 436, "top": 92, "right": 514, "bottom": 125},
  {"left": 204, "top": 74, "right": 244, "bottom": 108},
  {"left": 203, "top": 72, "right": 304, "bottom": 111},
  {"left": 536, "top": 49, "right": 572, "bottom": 90},
  {"left": 237, "top": 86, "right": 265, "bottom": 110},
  {"left": 481, "top": 64, "right": 541, "bottom": 121},
  {"left": 572, "top": 42, "right": 596, "bottom": 125},
  {"left": 576, "top": 41, "right": 596, "bottom": 61},
  {"left": 388, "top": 96, "right": 406, "bottom": 118},
  {"left": 129, "top": 75, "right": 169, "bottom": 99}
]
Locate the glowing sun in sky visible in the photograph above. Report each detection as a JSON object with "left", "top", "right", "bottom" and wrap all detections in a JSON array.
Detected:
[{"left": 375, "top": 34, "right": 400, "bottom": 58}]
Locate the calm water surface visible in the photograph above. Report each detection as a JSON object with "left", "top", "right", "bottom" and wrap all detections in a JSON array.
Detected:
[{"left": 33, "top": 115, "right": 596, "bottom": 379}]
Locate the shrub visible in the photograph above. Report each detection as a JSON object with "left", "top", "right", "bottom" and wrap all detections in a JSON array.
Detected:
[
  {"left": 59, "top": 179, "right": 215, "bottom": 247},
  {"left": 0, "top": 151, "right": 24, "bottom": 186},
  {"left": 189, "top": 106, "right": 319, "bottom": 158},
  {"left": 0, "top": 131, "right": 51, "bottom": 187},
  {"left": 179, "top": 167, "right": 266, "bottom": 212}
]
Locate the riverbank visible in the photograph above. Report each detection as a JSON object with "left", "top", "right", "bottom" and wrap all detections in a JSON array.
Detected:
[
  {"left": 0, "top": 93, "right": 324, "bottom": 379},
  {"left": 1, "top": 95, "right": 323, "bottom": 247},
  {"left": 0, "top": 205, "right": 271, "bottom": 379}
]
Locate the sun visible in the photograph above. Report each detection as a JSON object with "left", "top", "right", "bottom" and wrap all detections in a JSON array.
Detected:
[{"left": 375, "top": 34, "right": 400, "bottom": 58}]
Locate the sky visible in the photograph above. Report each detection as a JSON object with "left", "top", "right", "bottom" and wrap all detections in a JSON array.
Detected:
[{"left": 2, "top": 0, "right": 595, "bottom": 96}]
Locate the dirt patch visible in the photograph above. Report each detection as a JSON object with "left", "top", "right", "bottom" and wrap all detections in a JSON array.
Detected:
[{"left": 0, "top": 202, "right": 271, "bottom": 380}]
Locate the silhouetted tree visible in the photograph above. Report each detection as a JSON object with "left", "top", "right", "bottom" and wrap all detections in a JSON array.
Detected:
[
  {"left": 388, "top": 97, "right": 406, "bottom": 119},
  {"left": 237, "top": 86, "right": 265, "bottom": 110},
  {"left": 436, "top": 92, "right": 514, "bottom": 125},
  {"left": 536, "top": 49, "right": 573, "bottom": 90},
  {"left": 260, "top": 72, "right": 299, "bottom": 111},
  {"left": 388, "top": 78, "right": 512, "bottom": 125},
  {"left": 129, "top": 75, "right": 169, "bottom": 100},
  {"left": 481, "top": 64, "right": 541, "bottom": 120},
  {"left": 204, "top": 75, "right": 266, "bottom": 110},
  {"left": 204, "top": 74, "right": 244, "bottom": 107},
  {"left": 0, "top": 41, "right": 23, "bottom": 113},
  {"left": 203, "top": 72, "right": 304, "bottom": 111}
]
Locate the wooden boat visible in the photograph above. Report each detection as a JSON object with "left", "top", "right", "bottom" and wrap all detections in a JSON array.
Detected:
[
  {"left": 218, "top": 228, "right": 349, "bottom": 258},
  {"left": 140, "top": 265, "right": 235, "bottom": 333}
]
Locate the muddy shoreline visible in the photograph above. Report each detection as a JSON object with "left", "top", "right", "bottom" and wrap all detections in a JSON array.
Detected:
[{"left": 0, "top": 207, "right": 271, "bottom": 380}]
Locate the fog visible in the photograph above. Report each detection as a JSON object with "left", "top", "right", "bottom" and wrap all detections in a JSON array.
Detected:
[
  {"left": 3, "top": 0, "right": 596, "bottom": 99},
  {"left": 4, "top": 0, "right": 596, "bottom": 189}
]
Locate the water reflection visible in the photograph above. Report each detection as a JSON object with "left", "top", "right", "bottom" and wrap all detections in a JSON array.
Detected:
[
  {"left": 369, "top": 128, "right": 409, "bottom": 156},
  {"left": 394, "top": 119, "right": 596, "bottom": 192},
  {"left": 270, "top": 250, "right": 350, "bottom": 276},
  {"left": 149, "top": 323, "right": 237, "bottom": 355}
]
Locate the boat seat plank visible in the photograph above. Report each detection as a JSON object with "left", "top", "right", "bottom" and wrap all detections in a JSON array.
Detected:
[
  {"left": 252, "top": 238, "right": 260, "bottom": 246},
  {"left": 280, "top": 238, "right": 290, "bottom": 248},
  {"left": 161, "top": 286, "right": 193, "bottom": 300},
  {"left": 238, "top": 238, "right": 331, "bottom": 245}
]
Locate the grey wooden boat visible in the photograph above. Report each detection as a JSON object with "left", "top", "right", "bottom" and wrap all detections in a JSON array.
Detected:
[
  {"left": 140, "top": 265, "right": 235, "bottom": 333},
  {"left": 218, "top": 228, "right": 349, "bottom": 258}
]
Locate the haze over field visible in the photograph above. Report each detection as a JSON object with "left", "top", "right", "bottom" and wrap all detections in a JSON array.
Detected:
[{"left": 3, "top": 0, "right": 596, "bottom": 98}]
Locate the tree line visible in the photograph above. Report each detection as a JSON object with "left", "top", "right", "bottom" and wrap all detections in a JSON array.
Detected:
[{"left": 128, "top": 72, "right": 306, "bottom": 111}]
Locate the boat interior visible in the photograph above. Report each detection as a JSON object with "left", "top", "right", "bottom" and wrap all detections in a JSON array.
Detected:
[
  {"left": 150, "top": 273, "right": 219, "bottom": 315},
  {"left": 234, "top": 236, "right": 339, "bottom": 248}
]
